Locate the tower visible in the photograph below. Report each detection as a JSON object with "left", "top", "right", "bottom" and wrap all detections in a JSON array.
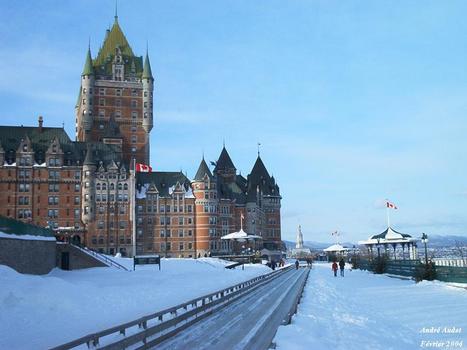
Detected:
[
  {"left": 75, "top": 13, "right": 154, "bottom": 165},
  {"left": 192, "top": 157, "right": 218, "bottom": 256},
  {"left": 81, "top": 145, "right": 97, "bottom": 224},
  {"left": 296, "top": 225, "right": 304, "bottom": 249}
]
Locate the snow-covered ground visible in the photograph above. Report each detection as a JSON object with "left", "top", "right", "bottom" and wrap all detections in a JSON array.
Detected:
[
  {"left": 274, "top": 263, "right": 467, "bottom": 350},
  {"left": 0, "top": 257, "right": 270, "bottom": 349}
]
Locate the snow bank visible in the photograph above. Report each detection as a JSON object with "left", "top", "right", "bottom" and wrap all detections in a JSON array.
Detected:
[
  {"left": 0, "top": 231, "right": 56, "bottom": 241},
  {"left": 0, "top": 258, "right": 269, "bottom": 349},
  {"left": 274, "top": 263, "right": 467, "bottom": 350}
]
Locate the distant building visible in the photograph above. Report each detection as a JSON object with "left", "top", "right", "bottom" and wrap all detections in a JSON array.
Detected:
[{"left": 292, "top": 225, "right": 311, "bottom": 257}]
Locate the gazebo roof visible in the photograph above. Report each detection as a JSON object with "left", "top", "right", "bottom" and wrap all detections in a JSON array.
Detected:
[
  {"left": 221, "top": 229, "right": 262, "bottom": 241},
  {"left": 358, "top": 227, "right": 418, "bottom": 246},
  {"left": 370, "top": 227, "right": 412, "bottom": 240},
  {"left": 323, "top": 244, "right": 349, "bottom": 252}
]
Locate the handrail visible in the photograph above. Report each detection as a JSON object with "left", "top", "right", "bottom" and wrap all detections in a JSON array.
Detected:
[
  {"left": 50, "top": 265, "right": 293, "bottom": 350},
  {"left": 71, "top": 244, "right": 130, "bottom": 271}
]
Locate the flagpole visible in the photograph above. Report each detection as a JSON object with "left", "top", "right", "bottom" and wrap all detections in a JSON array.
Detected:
[
  {"left": 386, "top": 201, "right": 390, "bottom": 228},
  {"left": 132, "top": 158, "right": 136, "bottom": 257}
]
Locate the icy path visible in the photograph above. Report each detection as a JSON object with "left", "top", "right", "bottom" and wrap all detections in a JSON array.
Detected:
[{"left": 274, "top": 263, "right": 467, "bottom": 350}]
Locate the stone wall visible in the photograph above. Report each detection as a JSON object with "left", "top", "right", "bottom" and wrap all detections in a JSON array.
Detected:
[
  {"left": 56, "top": 243, "right": 106, "bottom": 270},
  {"left": 0, "top": 237, "right": 56, "bottom": 275}
]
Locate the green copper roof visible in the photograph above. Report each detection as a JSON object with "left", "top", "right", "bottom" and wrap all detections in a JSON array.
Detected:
[
  {"left": 93, "top": 19, "right": 143, "bottom": 77},
  {"left": 142, "top": 53, "right": 153, "bottom": 79},
  {"left": 82, "top": 48, "right": 94, "bottom": 76}
]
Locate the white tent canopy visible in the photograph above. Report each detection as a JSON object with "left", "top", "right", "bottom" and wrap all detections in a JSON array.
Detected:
[
  {"left": 323, "top": 244, "right": 349, "bottom": 252},
  {"left": 221, "top": 229, "right": 262, "bottom": 242}
]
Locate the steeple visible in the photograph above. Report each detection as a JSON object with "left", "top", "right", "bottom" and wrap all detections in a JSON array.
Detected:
[
  {"left": 214, "top": 146, "right": 236, "bottom": 173},
  {"left": 142, "top": 51, "right": 153, "bottom": 80},
  {"left": 296, "top": 225, "right": 304, "bottom": 249},
  {"left": 114, "top": 0, "right": 118, "bottom": 23},
  {"left": 194, "top": 157, "right": 213, "bottom": 181},
  {"left": 82, "top": 46, "right": 94, "bottom": 76}
]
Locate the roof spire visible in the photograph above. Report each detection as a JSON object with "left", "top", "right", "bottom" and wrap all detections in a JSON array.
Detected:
[
  {"left": 142, "top": 50, "right": 153, "bottom": 80},
  {"left": 223, "top": 138, "right": 225, "bottom": 148},
  {"left": 114, "top": 0, "right": 118, "bottom": 22},
  {"left": 82, "top": 44, "right": 94, "bottom": 76},
  {"left": 257, "top": 142, "right": 261, "bottom": 157}
]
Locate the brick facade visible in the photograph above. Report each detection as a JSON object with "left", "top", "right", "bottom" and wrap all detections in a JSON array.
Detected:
[{"left": 0, "top": 14, "right": 282, "bottom": 258}]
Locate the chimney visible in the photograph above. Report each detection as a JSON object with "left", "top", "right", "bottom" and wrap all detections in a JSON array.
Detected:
[{"left": 38, "top": 116, "right": 43, "bottom": 133}]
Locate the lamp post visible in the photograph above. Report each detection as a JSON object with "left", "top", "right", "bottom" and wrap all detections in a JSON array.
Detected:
[
  {"left": 377, "top": 238, "right": 381, "bottom": 259},
  {"left": 421, "top": 233, "right": 428, "bottom": 265}
]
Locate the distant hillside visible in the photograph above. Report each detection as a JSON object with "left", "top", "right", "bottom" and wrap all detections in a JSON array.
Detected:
[
  {"left": 424, "top": 235, "right": 467, "bottom": 248},
  {"left": 283, "top": 240, "right": 355, "bottom": 250}
]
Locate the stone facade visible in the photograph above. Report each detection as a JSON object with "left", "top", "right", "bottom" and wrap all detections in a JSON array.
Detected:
[{"left": 0, "top": 237, "right": 56, "bottom": 274}]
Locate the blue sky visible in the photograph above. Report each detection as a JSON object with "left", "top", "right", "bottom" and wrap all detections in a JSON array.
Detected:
[{"left": 0, "top": 0, "right": 466, "bottom": 243}]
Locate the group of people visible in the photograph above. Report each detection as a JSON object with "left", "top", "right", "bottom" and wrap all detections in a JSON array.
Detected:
[{"left": 332, "top": 258, "right": 346, "bottom": 277}]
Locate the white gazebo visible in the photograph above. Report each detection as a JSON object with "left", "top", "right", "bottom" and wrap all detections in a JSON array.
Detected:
[
  {"left": 221, "top": 216, "right": 262, "bottom": 255},
  {"left": 358, "top": 227, "right": 418, "bottom": 260}
]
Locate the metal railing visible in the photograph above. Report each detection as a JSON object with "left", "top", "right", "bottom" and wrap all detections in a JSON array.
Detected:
[
  {"left": 431, "top": 258, "right": 467, "bottom": 267},
  {"left": 71, "top": 244, "right": 130, "bottom": 271},
  {"left": 50, "top": 265, "right": 293, "bottom": 350}
]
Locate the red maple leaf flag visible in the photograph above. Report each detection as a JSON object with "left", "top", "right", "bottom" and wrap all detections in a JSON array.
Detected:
[
  {"left": 386, "top": 200, "right": 398, "bottom": 210},
  {"left": 136, "top": 163, "right": 152, "bottom": 173}
]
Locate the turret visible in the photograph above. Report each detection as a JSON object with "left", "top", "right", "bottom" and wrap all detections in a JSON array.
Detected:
[
  {"left": 81, "top": 145, "right": 97, "bottom": 224},
  {"left": 142, "top": 52, "right": 154, "bottom": 133},
  {"left": 81, "top": 47, "right": 95, "bottom": 142}
]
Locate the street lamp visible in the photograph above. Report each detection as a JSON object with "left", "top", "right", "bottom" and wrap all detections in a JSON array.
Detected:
[{"left": 421, "top": 233, "right": 428, "bottom": 265}]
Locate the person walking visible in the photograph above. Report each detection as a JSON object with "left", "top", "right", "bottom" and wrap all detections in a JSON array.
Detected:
[
  {"left": 295, "top": 259, "right": 299, "bottom": 270},
  {"left": 339, "top": 258, "right": 345, "bottom": 277},
  {"left": 332, "top": 261, "right": 338, "bottom": 277}
]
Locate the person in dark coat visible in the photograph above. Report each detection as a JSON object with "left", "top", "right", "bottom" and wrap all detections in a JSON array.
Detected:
[
  {"left": 295, "top": 260, "right": 299, "bottom": 270},
  {"left": 332, "top": 261, "right": 338, "bottom": 277},
  {"left": 339, "top": 258, "right": 345, "bottom": 277}
]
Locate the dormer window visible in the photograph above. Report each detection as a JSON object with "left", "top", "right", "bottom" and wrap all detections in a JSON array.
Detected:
[{"left": 22, "top": 144, "right": 28, "bottom": 152}]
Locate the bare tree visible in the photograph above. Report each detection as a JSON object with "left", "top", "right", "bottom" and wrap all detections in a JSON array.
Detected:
[{"left": 455, "top": 240, "right": 467, "bottom": 265}]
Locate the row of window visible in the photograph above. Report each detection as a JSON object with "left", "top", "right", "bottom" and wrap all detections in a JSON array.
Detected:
[
  {"left": 91, "top": 236, "right": 132, "bottom": 245},
  {"left": 137, "top": 204, "right": 193, "bottom": 213},
  {"left": 95, "top": 194, "right": 129, "bottom": 202},
  {"left": 82, "top": 87, "right": 153, "bottom": 98},
  {"left": 136, "top": 228, "right": 194, "bottom": 238},
  {"left": 6, "top": 195, "right": 80, "bottom": 205},
  {"left": 96, "top": 183, "right": 129, "bottom": 191},
  {"left": 138, "top": 216, "right": 194, "bottom": 226}
]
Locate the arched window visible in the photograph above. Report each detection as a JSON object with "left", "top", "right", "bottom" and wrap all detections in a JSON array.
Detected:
[
  {"left": 124, "top": 183, "right": 128, "bottom": 190},
  {"left": 118, "top": 183, "right": 123, "bottom": 190},
  {"left": 102, "top": 183, "right": 107, "bottom": 190},
  {"left": 96, "top": 183, "right": 101, "bottom": 190},
  {"left": 110, "top": 183, "right": 115, "bottom": 190}
]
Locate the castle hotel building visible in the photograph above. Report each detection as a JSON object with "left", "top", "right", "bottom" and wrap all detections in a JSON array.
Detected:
[{"left": 0, "top": 14, "right": 282, "bottom": 257}]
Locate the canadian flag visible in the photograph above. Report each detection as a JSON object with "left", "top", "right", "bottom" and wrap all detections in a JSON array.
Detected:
[
  {"left": 386, "top": 200, "right": 398, "bottom": 209},
  {"left": 136, "top": 163, "right": 152, "bottom": 173},
  {"left": 331, "top": 231, "right": 339, "bottom": 236}
]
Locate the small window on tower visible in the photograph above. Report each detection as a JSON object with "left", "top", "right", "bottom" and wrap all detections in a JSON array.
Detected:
[
  {"left": 116, "top": 89, "right": 122, "bottom": 96},
  {"left": 99, "top": 88, "right": 105, "bottom": 95},
  {"left": 131, "top": 100, "right": 137, "bottom": 108},
  {"left": 115, "top": 110, "right": 121, "bottom": 118},
  {"left": 132, "top": 111, "right": 137, "bottom": 119}
]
